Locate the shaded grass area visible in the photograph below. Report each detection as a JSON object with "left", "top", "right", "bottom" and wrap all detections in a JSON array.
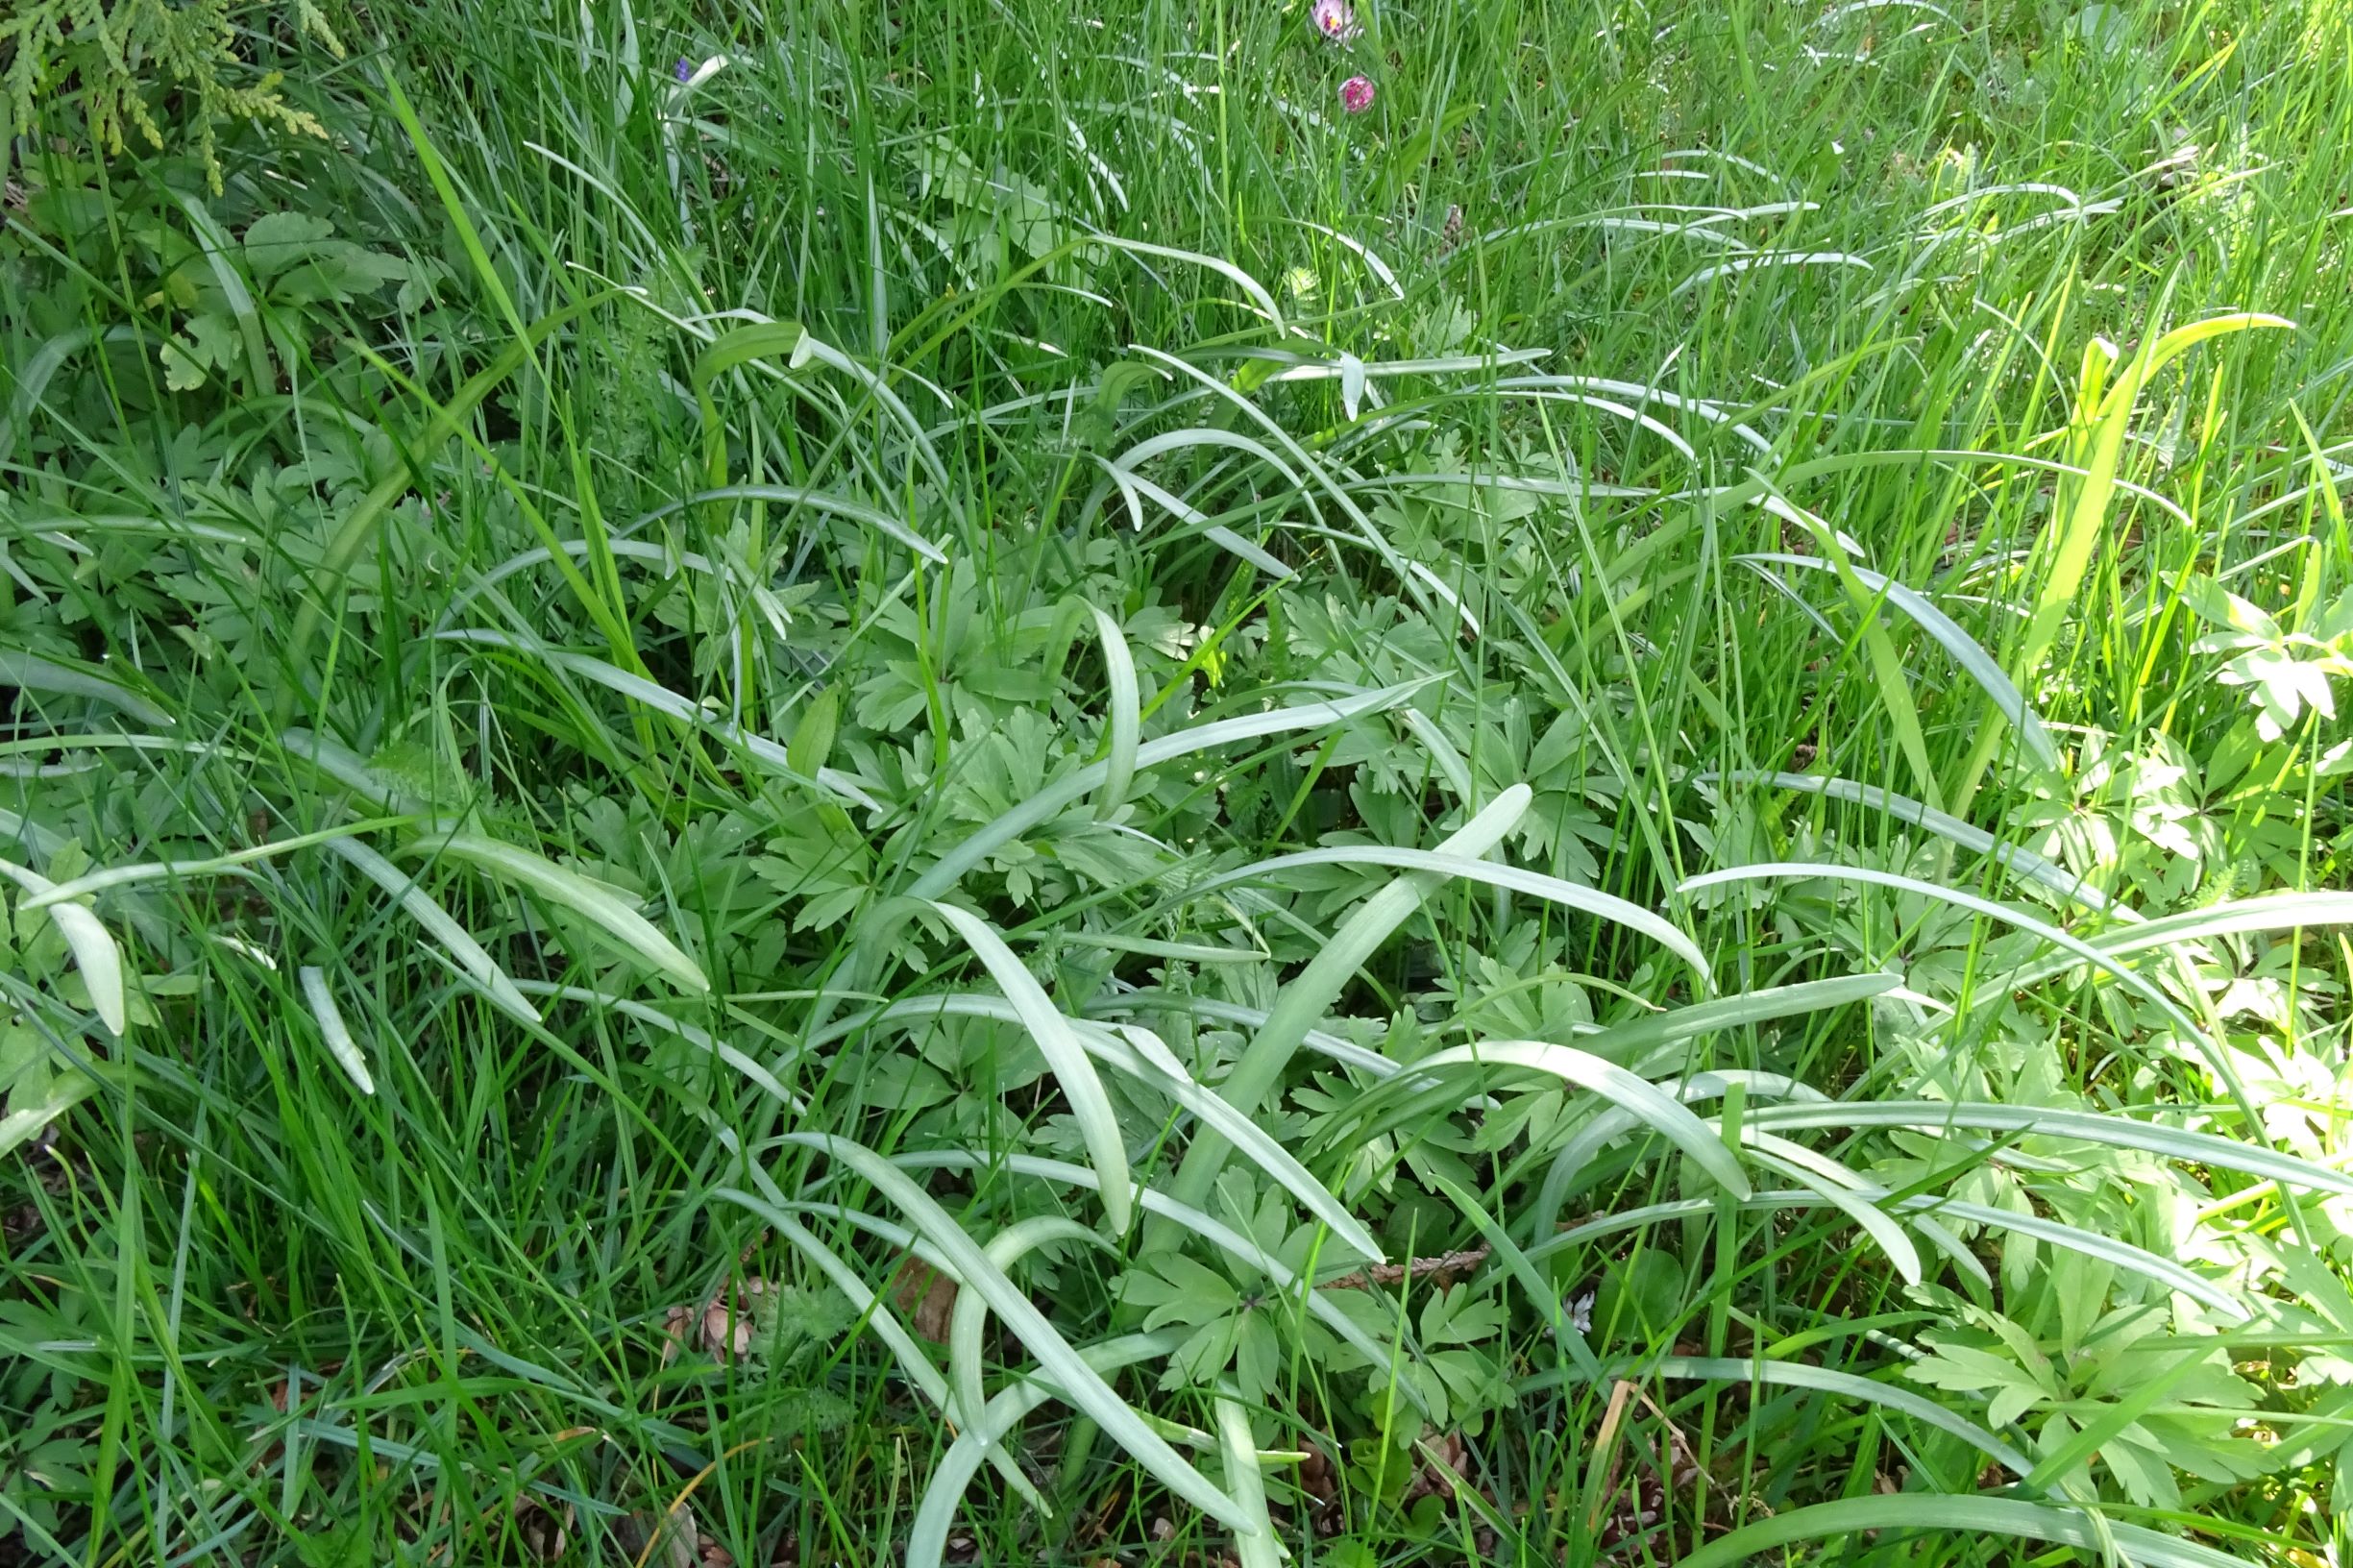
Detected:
[{"left": 3, "top": 0, "right": 2352, "bottom": 1564}]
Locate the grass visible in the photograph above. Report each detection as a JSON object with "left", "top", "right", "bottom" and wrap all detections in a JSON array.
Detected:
[{"left": 3, "top": 0, "right": 2352, "bottom": 1563}]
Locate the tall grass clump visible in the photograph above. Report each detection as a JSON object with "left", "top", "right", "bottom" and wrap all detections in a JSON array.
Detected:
[{"left": 3, "top": 0, "right": 2351, "bottom": 1563}]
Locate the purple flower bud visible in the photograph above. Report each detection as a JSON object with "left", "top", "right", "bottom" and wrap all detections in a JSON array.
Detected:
[
  {"left": 674, "top": 57, "right": 695, "bottom": 82},
  {"left": 1340, "top": 74, "right": 1375, "bottom": 113}
]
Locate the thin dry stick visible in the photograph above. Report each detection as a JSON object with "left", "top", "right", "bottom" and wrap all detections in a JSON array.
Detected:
[
  {"left": 1316, "top": 1244, "right": 1492, "bottom": 1291},
  {"left": 1588, "top": 1377, "right": 1642, "bottom": 1533}
]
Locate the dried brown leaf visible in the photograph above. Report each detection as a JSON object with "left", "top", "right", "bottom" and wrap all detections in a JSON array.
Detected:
[
  {"left": 1403, "top": 1430, "right": 1473, "bottom": 1507},
  {"left": 617, "top": 1505, "right": 701, "bottom": 1568},
  {"left": 662, "top": 1279, "right": 776, "bottom": 1366},
  {"left": 513, "top": 1497, "right": 572, "bottom": 1561},
  {"left": 891, "top": 1253, "right": 959, "bottom": 1343}
]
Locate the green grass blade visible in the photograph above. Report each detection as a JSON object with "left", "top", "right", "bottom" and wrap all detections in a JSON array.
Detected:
[
  {"left": 277, "top": 289, "right": 622, "bottom": 721},
  {"left": 1736, "top": 553, "right": 2063, "bottom": 772}
]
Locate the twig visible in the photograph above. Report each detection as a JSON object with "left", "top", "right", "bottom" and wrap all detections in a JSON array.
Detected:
[{"left": 1316, "top": 1244, "right": 1491, "bottom": 1292}]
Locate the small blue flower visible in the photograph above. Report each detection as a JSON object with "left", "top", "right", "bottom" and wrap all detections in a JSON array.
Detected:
[{"left": 674, "top": 57, "right": 695, "bottom": 82}]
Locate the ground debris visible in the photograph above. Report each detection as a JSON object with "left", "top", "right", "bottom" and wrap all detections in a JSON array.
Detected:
[{"left": 1316, "top": 1245, "right": 1491, "bottom": 1292}]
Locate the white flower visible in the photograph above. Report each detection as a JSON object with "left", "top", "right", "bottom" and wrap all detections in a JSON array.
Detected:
[{"left": 1312, "top": 0, "right": 1361, "bottom": 43}]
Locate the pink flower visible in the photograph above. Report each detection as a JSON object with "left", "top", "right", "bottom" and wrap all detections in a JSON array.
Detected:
[
  {"left": 1339, "top": 74, "right": 1376, "bottom": 113},
  {"left": 1311, "top": 0, "right": 1360, "bottom": 42}
]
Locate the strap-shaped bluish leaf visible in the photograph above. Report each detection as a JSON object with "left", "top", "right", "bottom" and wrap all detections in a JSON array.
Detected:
[
  {"left": 627, "top": 482, "right": 945, "bottom": 563},
  {"left": 1676, "top": 1493, "right": 2249, "bottom": 1568},
  {"left": 327, "top": 837, "right": 540, "bottom": 1023},
  {"left": 1091, "top": 992, "right": 1399, "bottom": 1079},
  {"left": 1907, "top": 1193, "right": 2244, "bottom": 1318},
  {"left": 1129, "top": 347, "right": 1478, "bottom": 635},
  {"left": 298, "top": 966, "right": 375, "bottom": 1096},
  {"left": 515, "top": 981, "right": 800, "bottom": 1109},
  {"left": 1737, "top": 1100, "right": 2353, "bottom": 1197},
  {"left": 2005, "top": 890, "right": 2353, "bottom": 990},
  {"left": 0, "top": 858, "right": 128, "bottom": 1036},
  {"left": 887, "top": 1150, "right": 1419, "bottom": 1404},
  {"left": 439, "top": 631, "right": 881, "bottom": 810},
  {"left": 926, "top": 903, "right": 1134, "bottom": 1235},
  {"left": 1529, "top": 1065, "right": 1829, "bottom": 1238},
  {"left": 949, "top": 1217, "right": 1106, "bottom": 1474},
  {"left": 710, "top": 1181, "right": 1042, "bottom": 1511},
  {"left": 1737, "top": 553, "right": 2062, "bottom": 771},
  {"left": 0, "top": 649, "right": 173, "bottom": 727},
  {"left": 1742, "top": 1131, "right": 1919, "bottom": 1285},
  {"left": 1183, "top": 845, "right": 1708, "bottom": 983},
  {"left": 1378, "top": 1040, "right": 1751, "bottom": 1198},
  {"left": 1164, "top": 786, "right": 1533, "bottom": 1222},
  {"left": 780, "top": 1132, "right": 1262, "bottom": 1538},
  {"left": 1679, "top": 863, "right": 2228, "bottom": 1095},
  {"left": 1215, "top": 1400, "right": 1281, "bottom": 1568},
  {"left": 1091, "top": 1017, "right": 1382, "bottom": 1261},
  {"left": 1086, "top": 605, "right": 1140, "bottom": 821},
  {"left": 909, "top": 1332, "right": 1181, "bottom": 1568},
  {"left": 1098, "top": 460, "right": 1296, "bottom": 579},
  {"left": 835, "top": 993, "right": 1383, "bottom": 1261},
  {"left": 1544, "top": 1357, "right": 2032, "bottom": 1480},
  {"left": 18, "top": 822, "right": 391, "bottom": 909},
  {"left": 0, "top": 1067, "right": 99, "bottom": 1160},
  {"left": 1712, "top": 771, "right": 2109, "bottom": 910},
  {"left": 906, "top": 677, "right": 1434, "bottom": 902},
  {"left": 429, "top": 833, "right": 710, "bottom": 994},
  {"left": 1541, "top": 1188, "right": 2251, "bottom": 1321}
]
